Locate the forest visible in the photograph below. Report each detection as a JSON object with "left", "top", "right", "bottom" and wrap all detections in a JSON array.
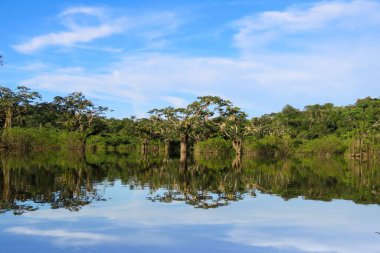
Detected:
[{"left": 0, "top": 85, "right": 379, "bottom": 159}]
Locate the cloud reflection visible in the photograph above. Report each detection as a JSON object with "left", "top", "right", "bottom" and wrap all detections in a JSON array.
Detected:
[
  {"left": 4, "top": 226, "right": 173, "bottom": 247},
  {"left": 5, "top": 186, "right": 380, "bottom": 252},
  {"left": 5, "top": 226, "right": 118, "bottom": 246}
]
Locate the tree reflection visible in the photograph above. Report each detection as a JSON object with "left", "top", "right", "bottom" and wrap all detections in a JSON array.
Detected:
[
  {"left": 145, "top": 162, "right": 255, "bottom": 208},
  {"left": 0, "top": 151, "right": 107, "bottom": 214},
  {"left": 1, "top": 150, "right": 380, "bottom": 215}
]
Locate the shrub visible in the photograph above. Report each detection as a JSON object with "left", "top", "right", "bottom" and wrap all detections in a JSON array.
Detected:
[
  {"left": 244, "top": 135, "right": 294, "bottom": 155},
  {"left": 1, "top": 127, "right": 83, "bottom": 151},
  {"left": 194, "top": 137, "right": 232, "bottom": 153},
  {"left": 298, "top": 135, "right": 348, "bottom": 155}
]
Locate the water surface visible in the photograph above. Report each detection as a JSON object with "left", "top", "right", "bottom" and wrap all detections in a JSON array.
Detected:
[{"left": 1, "top": 151, "right": 379, "bottom": 252}]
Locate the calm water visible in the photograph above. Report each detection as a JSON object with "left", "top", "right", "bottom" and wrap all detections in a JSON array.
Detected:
[{"left": 1, "top": 151, "right": 380, "bottom": 253}]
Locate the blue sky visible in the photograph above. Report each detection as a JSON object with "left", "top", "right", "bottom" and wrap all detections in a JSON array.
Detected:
[{"left": 1, "top": 0, "right": 380, "bottom": 118}]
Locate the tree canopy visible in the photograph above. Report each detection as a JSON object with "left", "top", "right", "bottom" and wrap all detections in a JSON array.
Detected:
[{"left": 1, "top": 85, "right": 379, "bottom": 157}]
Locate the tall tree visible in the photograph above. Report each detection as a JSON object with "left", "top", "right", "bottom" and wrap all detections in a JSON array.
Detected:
[
  {"left": 52, "top": 92, "right": 108, "bottom": 150},
  {"left": 150, "top": 96, "right": 232, "bottom": 160},
  {"left": 0, "top": 86, "right": 41, "bottom": 129},
  {"left": 148, "top": 106, "right": 184, "bottom": 158},
  {"left": 149, "top": 113, "right": 177, "bottom": 156},
  {"left": 135, "top": 118, "right": 155, "bottom": 155},
  {"left": 218, "top": 106, "right": 250, "bottom": 157}
]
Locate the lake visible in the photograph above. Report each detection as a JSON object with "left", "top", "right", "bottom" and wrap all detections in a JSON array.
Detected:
[{"left": 0, "top": 150, "right": 379, "bottom": 253}]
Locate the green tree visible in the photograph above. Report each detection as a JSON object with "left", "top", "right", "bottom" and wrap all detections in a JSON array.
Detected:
[
  {"left": 0, "top": 86, "right": 41, "bottom": 129},
  {"left": 218, "top": 106, "right": 250, "bottom": 157},
  {"left": 135, "top": 118, "right": 156, "bottom": 155},
  {"left": 149, "top": 113, "right": 177, "bottom": 155},
  {"left": 150, "top": 96, "right": 232, "bottom": 160},
  {"left": 52, "top": 92, "right": 108, "bottom": 150}
]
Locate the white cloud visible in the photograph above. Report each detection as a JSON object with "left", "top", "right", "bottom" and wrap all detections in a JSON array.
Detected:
[
  {"left": 13, "top": 6, "right": 183, "bottom": 54},
  {"left": 4, "top": 226, "right": 119, "bottom": 246},
  {"left": 233, "top": 0, "right": 380, "bottom": 52},
  {"left": 163, "top": 96, "right": 188, "bottom": 107},
  {"left": 17, "top": 1, "right": 380, "bottom": 116},
  {"left": 4, "top": 226, "right": 173, "bottom": 247},
  {"left": 59, "top": 6, "right": 106, "bottom": 17},
  {"left": 20, "top": 54, "right": 268, "bottom": 115},
  {"left": 13, "top": 20, "right": 125, "bottom": 54},
  {"left": 225, "top": 226, "right": 379, "bottom": 253},
  {"left": 21, "top": 44, "right": 380, "bottom": 116}
]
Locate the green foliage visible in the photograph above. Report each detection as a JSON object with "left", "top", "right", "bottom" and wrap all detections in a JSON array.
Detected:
[
  {"left": 2, "top": 151, "right": 380, "bottom": 215},
  {"left": 1, "top": 128, "right": 83, "bottom": 150},
  {"left": 0, "top": 85, "right": 379, "bottom": 156},
  {"left": 298, "top": 135, "right": 348, "bottom": 155},
  {"left": 194, "top": 151, "right": 235, "bottom": 170},
  {"left": 244, "top": 135, "right": 293, "bottom": 155},
  {"left": 87, "top": 134, "right": 132, "bottom": 147},
  {"left": 0, "top": 86, "right": 41, "bottom": 128},
  {"left": 194, "top": 137, "right": 232, "bottom": 153}
]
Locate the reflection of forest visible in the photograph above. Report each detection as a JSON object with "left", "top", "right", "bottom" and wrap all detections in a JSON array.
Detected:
[
  {"left": 0, "top": 151, "right": 106, "bottom": 215},
  {"left": 1, "top": 151, "right": 380, "bottom": 215}
]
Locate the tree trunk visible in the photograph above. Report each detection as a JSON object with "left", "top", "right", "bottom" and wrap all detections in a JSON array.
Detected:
[
  {"left": 232, "top": 139, "right": 242, "bottom": 157},
  {"left": 82, "top": 131, "right": 98, "bottom": 153},
  {"left": 3, "top": 108, "right": 12, "bottom": 129},
  {"left": 180, "top": 134, "right": 188, "bottom": 163},
  {"left": 180, "top": 159, "right": 188, "bottom": 172},
  {"left": 81, "top": 135, "right": 86, "bottom": 153},
  {"left": 164, "top": 140, "right": 170, "bottom": 156},
  {"left": 232, "top": 155, "right": 242, "bottom": 170},
  {"left": 2, "top": 162, "right": 11, "bottom": 202},
  {"left": 141, "top": 139, "right": 148, "bottom": 155},
  {"left": 81, "top": 132, "right": 92, "bottom": 153},
  {"left": 86, "top": 173, "right": 92, "bottom": 192}
]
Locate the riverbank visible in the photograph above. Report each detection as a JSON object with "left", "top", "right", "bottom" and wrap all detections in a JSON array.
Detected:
[
  {"left": 0, "top": 128, "right": 84, "bottom": 151},
  {"left": 1, "top": 127, "right": 379, "bottom": 159}
]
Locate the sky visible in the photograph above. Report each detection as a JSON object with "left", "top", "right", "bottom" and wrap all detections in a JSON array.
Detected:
[{"left": 1, "top": 0, "right": 380, "bottom": 118}]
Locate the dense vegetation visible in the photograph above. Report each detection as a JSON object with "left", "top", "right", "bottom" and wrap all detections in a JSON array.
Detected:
[
  {"left": 0, "top": 85, "right": 379, "bottom": 158},
  {"left": 0, "top": 86, "right": 108, "bottom": 151}
]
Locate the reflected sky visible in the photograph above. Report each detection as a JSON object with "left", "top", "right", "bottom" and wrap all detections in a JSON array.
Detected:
[
  {"left": 2, "top": 181, "right": 380, "bottom": 253},
  {"left": 1, "top": 151, "right": 380, "bottom": 252}
]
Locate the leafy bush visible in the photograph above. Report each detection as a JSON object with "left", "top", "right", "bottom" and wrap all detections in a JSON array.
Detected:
[
  {"left": 298, "top": 135, "right": 348, "bottom": 155},
  {"left": 244, "top": 135, "right": 294, "bottom": 155},
  {"left": 194, "top": 137, "right": 232, "bottom": 153},
  {"left": 1, "top": 127, "right": 83, "bottom": 151}
]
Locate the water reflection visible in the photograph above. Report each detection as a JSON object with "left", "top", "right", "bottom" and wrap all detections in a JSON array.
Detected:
[{"left": 1, "top": 150, "right": 380, "bottom": 215}]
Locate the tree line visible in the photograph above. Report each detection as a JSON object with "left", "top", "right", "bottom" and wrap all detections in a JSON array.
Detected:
[
  {"left": 0, "top": 86, "right": 108, "bottom": 150},
  {"left": 0, "top": 85, "right": 379, "bottom": 157}
]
